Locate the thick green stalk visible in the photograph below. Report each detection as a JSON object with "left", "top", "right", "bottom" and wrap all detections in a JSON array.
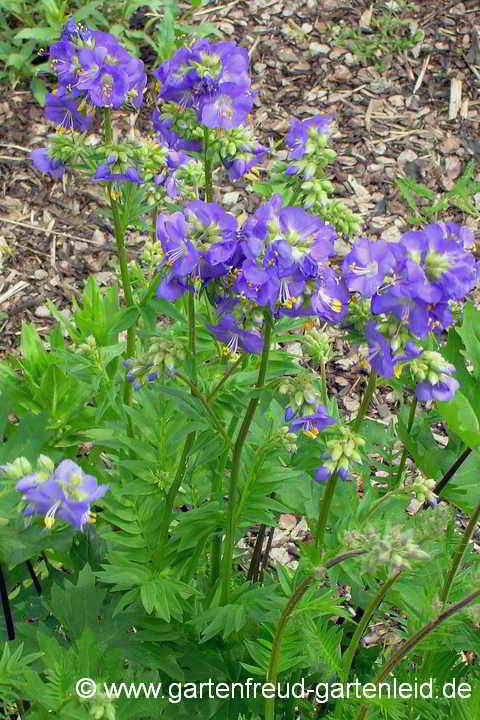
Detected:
[
  {"left": 320, "top": 359, "right": 329, "bottom": 407},
  {"left": 395, "top": 395, "right": 417, "bottom": 486},
  {"left": 204, "top": 128, "right": 213, "bottom": 202},
  {"left": 102, "top": 110, "right": 136, "bottom": 409},
  {"left": 341, "top": 570, "right": 402, "bottom": 682},
  {"left": 187, "top": 290, "right": 197, "bottom": 385},
  {"left": 264, "top": 550, "right": 366, "bottom": 720},
  {"left": 352, "top": 370, "right": 377, "bottom": 431},
  {"left": 158, "top": 430, "right": 196, "bottom": 548},
  {"left": 207, "top": 355, "right": 243, "bottom": 403},
  {"left": 315, "top": 469, "right": 338, "bottom": 553},
  {"left": 220, "top": 313, "right": 272, "bottom": 604},
  {"left": 354, "top": 588, "right": 480, "bottom": 720},
  {"left": 157, "top": 292, "right": 197, "bottom": 548},
  {"left": 210, "top": 415, "right": 240, "bottom": 588},
  {"left": 441, "top": 499, "right": 480, "bottom": 605}
]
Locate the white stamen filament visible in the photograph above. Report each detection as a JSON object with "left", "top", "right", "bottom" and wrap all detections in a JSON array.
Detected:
[{"left": 44, "top": 499, "right": 62, "bottom": 529}]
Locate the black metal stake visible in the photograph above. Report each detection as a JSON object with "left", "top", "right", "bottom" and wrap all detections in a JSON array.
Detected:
[{"left": 0, "top": 563, "right": 15, "bottom": 641}]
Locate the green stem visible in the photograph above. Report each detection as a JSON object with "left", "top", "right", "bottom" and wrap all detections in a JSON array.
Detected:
[
  {"left": 207, "top": 355, "right": 243, "bottom": 403},
  {"left": 341, "top": 570, "right": 402, "bottom": 682},
  {"left": 187, "top": 290, "right": 197, "bottom": 385},
  {"left": 395, "top": 395, "right": 417, "bottom": 486},
  {"left": 320, "top": 359, "right": 328, "bottom": 407},
  {"left": 204, "top": 128, "right": 213, "bottom": 202},
  {"left": 220, "top": 313, "right": 273, "bottom": 604},
  {"left": 440, "top": 499, "right": 480, "bottom": 606},
  {"left": 264, "top": 550, "right": 366, "bottom": 720},
  {"left": 210, "top": 416, "right": 240, "bottom": 588},
  {"left": 315, "top": 469, "right": 339, "bottom": 553},
  {"left": 354, "top": 588, "right": 480, "bottom": 720},
  {"left": 174, "top": 372, "right": 230, "bottom": 446},
  {"left": 102, "top": 110, "right": 136, "bottom": 412},
  {"left": 352, "top": 370, "right": 377, "bottom": 431},
  {"left": 157, "top": 291, "right": 198, "bottom": 548}
]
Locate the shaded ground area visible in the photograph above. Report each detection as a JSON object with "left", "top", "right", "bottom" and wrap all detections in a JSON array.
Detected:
[{"left": 1, "top": 0, "right": 479, "bottom": 357}]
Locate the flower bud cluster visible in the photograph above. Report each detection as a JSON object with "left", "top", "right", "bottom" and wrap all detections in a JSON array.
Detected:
[
  {"left": 408, "top": 474, "right": 437, "bottom": 504},
  {"left": 277, "top": 426, "right": 298, "bottom": 453},
  {"left": 124, "top": 335, "right": 186, "bottom": 390},
  {"left": 313, "top": 199, "right": 362, "bottom": 237},
  {"left": 410, "top": 351, "right": 459, "bottom": 402},
  {"left": 279, "top": 374, "right": 324, "bottom": 418},
  {"left": 345, "top": 525, "right": 430, "bottom": 574},
  {"left": 85, "top": 689, "right": 116, "bottom": 720},
  {"left": 322, "top": 425, "right": 365, "bottom": 476},
  {"left": 302, "top": 327, "right": 333, "bottom": 365}
]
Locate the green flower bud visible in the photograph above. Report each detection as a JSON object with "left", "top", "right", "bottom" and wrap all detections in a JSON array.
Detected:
[{"left": 2, "top": 457, "right": 32, "bottom": 480}]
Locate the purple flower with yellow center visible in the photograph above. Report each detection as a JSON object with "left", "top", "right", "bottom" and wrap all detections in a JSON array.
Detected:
[
  {"left": 16, "top": 459, "right": 109, "bottom": 530},
  {"left": 310, "top": 269, "right": 348, "bottom": 322},
  {"left": 155, "top": 39, "right": 253, "bottom": 129},
  {"left": 342, "top": 237, "right": 395, "bottom": 296},
  {"left": 49, "top": 21, "right": 146, "bottom": 110},
  {"left": 31, "top": 148, "right": 66, "bottom": 179},
  {"left": 44, "top": 90, "right": 92, "bottom": 131},
  {"left": 222, "top": 141, "right": 267, "bottom": 181},
  {"left": 155, "top": 201, "right": 237, "bottom": 296},
  {"left": 206, "top": 316, "right": 263, "bottom": 356},
  {"left": 288, "top": 404, "right": 337, "bottom": 438}
]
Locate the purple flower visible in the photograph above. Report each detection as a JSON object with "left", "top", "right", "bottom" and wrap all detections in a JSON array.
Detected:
[
  {"left": 44, "top": 91, "right": 92, "bottom": 131},
  {"left": 365, "top": 320, "right": 394, "bottom": 378},
  {"left": 415, "top": 375, "right": 459, "bottom": 402},
  {"left": 91, "top": 155, "right": 143, "bottom": 183},
  {"left": 223, "top": 142, "right": 267, "bottom": 181},
  {"left": 289, "top": 404, "right": 337, "bottom": 437},
  {"left": 207, "top": 316, "right": 263, "bottom": 355},
  {"left": 16, "top": 459, "right": 109, "bottom": 530},
  {"left": 49, "top": 21, "right": 146, "bottom": 110},
  {"left": 31, "top": 148, "right": 66, "bottom": 179},
  {"left": 310, "top": 269, "right": 348, "bottom": 322},
  {"left": 371, "top": 283, "right": 429, "bottom": 338},
  {"left": 315, "top": 466, "right": 349, "bottom": 483},
  {"left": 286, "top": 115, "right": 332, "bottom": 160},
  {"left": 156, "top": 40, "right": 253, "bottom": 130},
  {"left": 152, "top": 112, "right": 202, "bottom": 152},
  {"left": 342, "top": 238, "right": 395, "bottom": 296}
]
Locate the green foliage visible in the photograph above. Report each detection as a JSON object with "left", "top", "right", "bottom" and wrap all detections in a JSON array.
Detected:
[
  {"left": 395, "top": 161, "right": 480, "bottom": 226},
  {"left": 330, "top": 3, "right": 424, "bottom": 70}
]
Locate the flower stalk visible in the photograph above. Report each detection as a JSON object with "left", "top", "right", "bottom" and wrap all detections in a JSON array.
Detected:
[
  {"left": 264, "top": 550, "right": 366, "bottom": 720},
  {"left": 354, "top": 588, "right": 480, "bottom": 720},
  {"left": 395, "top": 395, "right": 417, "bottom": 486},
  {"left": 440, "top": 499, "right": 480, "bottom": 606},
  {"left": 220, "top": 312, "right": 273, "bottom": 604},
  {"left": 352, "top": 370, "right": 377, "bottom": 431}
]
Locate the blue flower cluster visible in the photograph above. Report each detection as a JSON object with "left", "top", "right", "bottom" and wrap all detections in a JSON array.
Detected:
[
  {"left": 155, "top": 194, "right": 347, "bottom": 355},
  {"left": 31, "top": 19, "right": 147, "bottom": 179},
  {"left": 50, "top": 19, "right": 146, "bottom": 113},
  {"left": 342, "top": 222, "right": 477, "bottom": 399},
  {"left": 2, "top": 457, "right": 109, "bottom": 530},
  {"left": 154, "top": 40, "right": 254, "bottom": 130}
]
